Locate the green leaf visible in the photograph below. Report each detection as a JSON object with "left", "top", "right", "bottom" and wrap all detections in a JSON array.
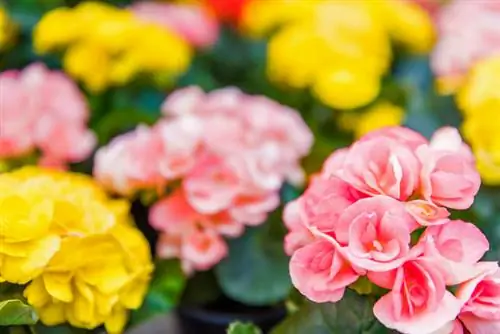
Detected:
[
  {"left": 227, "top": 322, "right": 262, "bottom": 334},
  {"left": 32, "top": 323, "right": 89, "bottom": 334},
  {"left": 92, "top": 109, "right": 158, "bottom": 145},
  {"left": 180, "top": 270, "right": 221, "bottom": 306},
  {"left": 0, "top": 299, "right": 38, "bottom": 326},
  {"left": 280, "top": 183, "right": 302, "bottom": 204},
  {"left": 319, "top": 290, "right": 388, "bottom": 333},
  {"left": 215, "top": 223, "right": 291, "bottom": 306},
  {"left": 130, "top": 260, "right": 186, "bottom": 325},
  {"left": 271, "top": 302, "right": 330, "bottom": 334}
]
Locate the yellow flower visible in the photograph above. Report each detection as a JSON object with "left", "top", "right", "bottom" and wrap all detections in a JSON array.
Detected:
[
  {"left": 0, "top": 7, "right": 16, "bottom": 51},
  {"left": 264, "top": 1, "right": 391, "bottom": 110},
  {"left": 267, "top": 22, "right": 329, "bottom": 89},
  {"left": 353, "top": 102, "right": 405, "bottom": 138},
  {"left": 34, "top": 2, "right": 192, "bottom": 91},
  {"left": 240, "top": 0, "right": 316, "bottom": 38},
  {"left": 456, "top": 56, "right": 500, "bottom": 184},
  {"left": 0, "top": 167, "right": 152, "bottom": 332},
  {"left": 24, "top": 223, "right": 152, "bottom": 333},
  {"left": 33, "top": 7, "right": 79, "bottom": 54},
  {"left": 313, "top": 67, "right": 381, "bottom": 110},
  {"left": 457, "top": 56, "right": 500, "bottom": 116},
  {"left": 368, "top": 0, "right": 435, "bottom": 54},
  {"left": 462, "top": 115, "right": 500, "bottom": 185},
  {"left": 63, "top": 42, "right": 111, "bottom": 93}
]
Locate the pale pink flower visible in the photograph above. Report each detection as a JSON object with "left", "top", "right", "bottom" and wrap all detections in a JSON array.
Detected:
[
  {"left": 161, "top": 86, "right": 205, "bottom": 117},
  {"left": 154, "top": 117, "right": 203, "bottom": 179},
  {"left": 94, "top": 117, "right": 202, "bottom": 195},
  {"left": 34, "top": 117, "right": 96, "bottom": 164},
  {"left": 418, "top": 220, "right": 490, "bottom": 285},
  {"left": 162, "top": 86, "right": 313, "bottom": 191},
  {"left": 373, "top": 257, "right": 462, "bottom": 334},
  {"left": 282, "top": 199, "right": 314, "bottom": 256},
  {"left": 358, "top": 126, "right": 428, "bottom": 151},
  {"left": 417, "top": 128, "right": 480, "bottom": 210},
  {"left": 431, "top": 0, "right": 500, "bottom": 91},
  {"left": 94, "top": 125, "right": 166, "bottom": 195},
  {"left": 334, "top": 136, "right": 420, "bottom": 200},
  {"left": 429, "top": 126, "right": 475, "bottom": 163},
  {"left": 0, "top": 63, "right": 94, "bottom": 166},
  {"left": 405, "top": 200, "right": 450, "bottom": 226},
  {"left": 131, "top": 2, "right": 219, "bottom": 48},
  {"left": 456, "top": 262, "right": 500, "bottom": 334},
  {"left": 290, "top": 239, "right": 360, "bottom": 303},
  {"left": 335, "top": 196, "right": 419, "bottom": 272}
]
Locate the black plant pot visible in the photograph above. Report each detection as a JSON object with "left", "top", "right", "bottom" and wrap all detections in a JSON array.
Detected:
[{"left": 178, "top": 297, "right": 286, "bottom": 334}]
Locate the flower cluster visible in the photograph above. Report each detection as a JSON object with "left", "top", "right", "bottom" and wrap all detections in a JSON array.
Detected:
[
  {"left": 245, "top": 0, "right": 434, "bottom": 110},
  {"left": 431, "top": 0, "right": 500, "bottom": 94},
  {"left": 34, "top": 1, "right": 192, "bottom": 92},
  {"left": 0, "top": 7, "right": 16, "bottom": 51},
  {"left": 94, "top": 86, "right": 313, "bottom": 273},
  {"left": 284, "top": 126, "right": 498, "bottom": 334},
  {"left": 457, "top": 56, "right": 500, "bottom": 185},
  {"left": 130, "top": 2, "right": 219, "bottom": 49},
  {"left": 0, "top": 167, "right": 153, "bottom": 333},
  {"left": 0, "top": 63, "right": 95, "bottom": 169}
]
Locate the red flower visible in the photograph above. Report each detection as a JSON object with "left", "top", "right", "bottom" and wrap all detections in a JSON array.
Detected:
[{"left": 203, "top": 0, "right": 250, "bottom": 25}]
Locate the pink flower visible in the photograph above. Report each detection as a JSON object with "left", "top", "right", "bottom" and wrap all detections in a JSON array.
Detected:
[
  {"left": 290, "top": 239, "right": 360, "bottom": 303},
  {"left": 320, "top": 148, "right": 348, "bottom": 176},
  {"left": 282, "top": 199, "right": 314, "bottom": 256},
  {"left": 131, "top": 2, "right": 219, "bottom": 48},
  {"left": 298, "top": 175, "right": 364, "bottom": 234},
  {"left": 181, "top": 229, "right": 228, "bottom": 273},
  {"left": 417, "top": 128, "right": 480, "bottom": 210},
  {"left": 94, "top": 117, "right": 202, "bottom": 195},
  {"left": 431, "top": 0, "right": 500, "bottom": 91},
  {"left": 335, "top": 196, "right": 418, "bottom": 272},
  {"left": 151, "top": 190, "right": 242, "bottom": 273},
  {"left": 183, "top": 154, "right": 280, "bottom": 225},
  {"left": 405, "top": 200, "right": 450, "bottom": 226},
  {"left": 163, "top": 86, "right": 313, "bottom": 191},
  {"left": 154, "top": 117, "right": 202, "bottom": 179},
  {"left": 373, "top": 257, "right": 462, "bottom": 334},
  {"left": 0, "top": 63, "right": 94, "bottom": 166},
  {"left": 429, "top": 127, "right": 475, "bottom": 163},
  {"left": 456, "top": 262, "right": 500, "bottom": 334},
  {"left": 34, "top": 117, "right": 96, "bottom": 164},
  {"left": 161, "top": 86, "right": 205, "bottom": 116},
  {"left": 335, "top": 136, "right": 420, "bottom": 200},
  {"left": 418, "top": 220, "right": 489, "bottom": 285},
  {"left": 430, "top": 320, "right": 464, "bottom": 334},
  {"left": 358, "top": 126, "right": 428, "bottom": 151},
  {"left": 94, "top": 125, "right": 170, "bottom": 195}
]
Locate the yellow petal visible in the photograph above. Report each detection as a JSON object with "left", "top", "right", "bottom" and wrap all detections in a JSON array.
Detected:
[
  {"left": 105, "top": 307, "right": 128, "bottom": 334},
  {"left": 24, "top": 277, "right": 51, "bottom": 308},
  {"left": 82, "top": 264, "right": 130, "bottom": 295},
  {"left": 38, "top": 302, "right": 66, "bottom": 326},
  {"left": 70, "top": 284, "right": 98, "bottom": 328},
  {"left": 43, "top": 272, "right": 74, "bottom": 303},
  {"left": 120, "top": 276, "right": 149, "bottom": 309},
  {"left": 0, "top": 196, "right": 53, "bottom": 242},
  {"left": 94, "top": 290, "right": 119, "bottom": 317},
  {"left": 1, "top": 234, "right": 60, "bottom": 284}
]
